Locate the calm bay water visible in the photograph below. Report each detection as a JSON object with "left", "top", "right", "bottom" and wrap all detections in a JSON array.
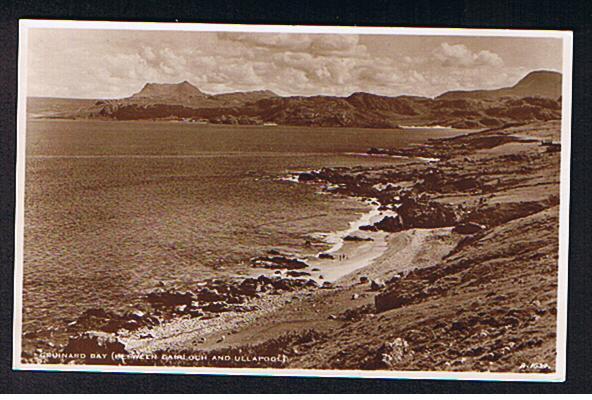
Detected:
[{"left": 22, "top": 120, "right": 463, "bottom": 333}]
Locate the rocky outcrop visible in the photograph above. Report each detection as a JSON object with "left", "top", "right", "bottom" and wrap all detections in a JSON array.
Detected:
[
  {"left": 452, "top": 222, "right": 486, "bottom": 235},
  {"left": 298, "top": 172, "right": 316, "bottom": 182},
  {"left": 251, "top": 255, "right": 308, "bottom": 270},
  {"left": 68, "top": 307, "right": 159, "bottom": 333},
  {"left": 318, "top": 253, "right": 335, "bottom": 259},
  {"left": 396, "top": 195, "right": 459, "bottom": 229},
  {"left": 64, "top": 331, "right": 127, "bottom": 360},
  {"left": 365, "top": 338, "right": 415, "bottom": 369},
  {"left": 373, "top": 216, "right": 403, "bottom": 232},
  {"left": 344, "top": 235, "right": 373, "bottom": 241},
  {"left": 50, "top": 271, "right": 321, "bottom": 361},
  {"left": 146, "top": 290, "right": 194, "bottom": 308},
  {"left": 375, "top": 290, "right": 416, "bottom": 313}
]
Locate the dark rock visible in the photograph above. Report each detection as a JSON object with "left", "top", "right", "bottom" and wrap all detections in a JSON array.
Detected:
[
  {"left": 251, "top": 255, "right": 308, "bottom": 270},
  {"left": 370, "top": 279, "right": 386, "bottom": 291},
  {"left": 397, "top": 195, "right": 459, "bottom": 228},
  {"left": 359, "top": 276, "right": 370, "bottom": 284},
  {"left": 286, "top": 270, "right": 311, "bottom": 277},
  {"left": 318, "top": 253, "right": 335, "bottom": 260},
  {"left": 375, "top": 290, "right": 414, "bottom": 312},
  {"left": 123, "top": 319, "right": 140, "bottom": 330},
  {"left": 386, "top": 274, "right": 402, "bottom": 284},
  {"left": 271, "top": 278, "right": 309, "bottom": 291},
  {"left": 451, "top": 320, "right": 468, "bottom": 332},
  {"left": 64, "top": 331, "right": 128, "bottom": 360},
  {"left": 195, "top": 288, "right": 225, "bottom": 302},
  {"left": 305, "top": 279, "right": 320, "bottom": 288},
  {"left": 271, "top": 279, "right": 294, "bottom": 291},
  {"left": 544, "top": 143, "right": 561, "bottom": 153},
  {"left": 257, "top": 275, "right": 274, "bottom": 285},
  {"left": 125, "top": 309, "right": 146, "bottom": 321},
  {"left": 344, "top": 235, "right": 373, "bottom": 242},
  {"left": 233, "top": 305, "right": 259, "bottom": 312},
  {"left": 239, "top": 278, "right": 261, "bottom": 296},
  {"left": 187, "top": 308, "right": 205, "bottom": 318},
  {"left": 374, "top": 216, "right": 403, "bottom": 232},
  {"left": 73, "top": 308, "right": 127, "bottom": 333},
  {"left": 452, "top": 222, "right": 486, "bottom": 234},
  {"left": 202, "top": 302, "right": 231, "bottom": 313},
  {"left": 146, "top": 290, "right": 194, "bottom": 308},
  {"left": 227, "top": 295, "right": 245, "bottom": 304},
  {"left": 298, "top": 172, "right": 316, "bottom": 182}
]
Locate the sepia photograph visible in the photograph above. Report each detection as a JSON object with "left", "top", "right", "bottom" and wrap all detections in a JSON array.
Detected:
[{"left": 13, "top": 20, "right": 572, "bottom": 381}]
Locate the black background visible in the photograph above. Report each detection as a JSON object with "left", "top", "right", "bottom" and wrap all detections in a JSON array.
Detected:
[{"left": 1, "top": 0, "right": 591, "bottom": 393}]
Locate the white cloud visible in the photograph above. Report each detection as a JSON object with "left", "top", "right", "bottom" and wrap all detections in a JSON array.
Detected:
[
  {"left": 432, "top": 42, "right": 504, "bottom": 68},
  {"left": 26, "top": 29, "right": 550, "bottom": 99},
  {"left": 217, "top": 32, "right": 364, "bottom": 56}
]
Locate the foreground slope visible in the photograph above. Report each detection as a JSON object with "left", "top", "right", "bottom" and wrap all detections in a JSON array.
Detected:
[{"left": 147, "top": 120, "right": 561, "bottom": 373}]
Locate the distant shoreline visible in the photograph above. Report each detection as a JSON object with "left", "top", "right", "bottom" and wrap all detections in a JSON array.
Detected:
[{"left": 27, "top": 116, "right": 478, "bottom": 134}]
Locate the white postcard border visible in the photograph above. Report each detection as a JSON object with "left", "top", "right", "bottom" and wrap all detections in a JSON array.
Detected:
[{"left": 13, "top": 19, "right": 573, "bottom": 382}]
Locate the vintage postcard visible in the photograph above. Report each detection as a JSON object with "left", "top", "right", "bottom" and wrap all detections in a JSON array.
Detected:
[{"left": 14, "top": 20, "right": 572, "bottom": 381}]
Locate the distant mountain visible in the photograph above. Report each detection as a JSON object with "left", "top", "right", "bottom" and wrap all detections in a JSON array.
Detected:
[
  {"left": 509, "top": 70, "right": 562, "bottom": 98},
  {"left": 130, "top": 81, "right": 207, "bottom": 102},
  {"left": 123, "top": 81, "right": 278, "bottom": 108},
  {"left": 29, "top": 70, "right": 563, "bottom": 129},
  {"left": 212, "top": 90, "right": 278, "bottom": 106},
  {"left": 437, "top": 71, "right": 562, "bottom": 101}
]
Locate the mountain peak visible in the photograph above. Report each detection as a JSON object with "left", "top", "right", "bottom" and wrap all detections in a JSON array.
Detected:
[
  {"left": 132, "top": 81, "right": 206, "bottom": 100},
  {"left": 511, "top": 70, "right": 562, "bottom": 93},
  {"left": 437, "top": 69, "right": 562, "bottom": 100}
]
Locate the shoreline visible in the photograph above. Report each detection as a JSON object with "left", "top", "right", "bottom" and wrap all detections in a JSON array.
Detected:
[
  {"left": 21, "top": 120, "right": 562, "bottom": 373},
  {"left": 21, "top": 144, "right": 440, "bottom": 361},
  {"left": 27, "top": 116, "right": 479, "bottom": 134}
]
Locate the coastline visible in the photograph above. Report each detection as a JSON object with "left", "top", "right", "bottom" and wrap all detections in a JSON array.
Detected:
[
  {"left": 20, "top": 134, "right": 448, "bottom": 361},
  {"left": 23, "top": 120, "right": 562, "bottom": 374},
  {"left": 24, "top": 122, "right": 468, "bottom": 349}
]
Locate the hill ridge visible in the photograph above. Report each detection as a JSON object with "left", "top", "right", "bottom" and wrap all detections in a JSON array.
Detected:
[
  {"left": 28, "top": 70, "right": 563, "bottom": 129},
  {"left": 437, "top": 70, "right": 561, "bottom": 100}
]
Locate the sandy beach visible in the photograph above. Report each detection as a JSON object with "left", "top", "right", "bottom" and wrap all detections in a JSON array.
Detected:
[{"left": 119, "top": 224, "right": 457, "bottom": 356}]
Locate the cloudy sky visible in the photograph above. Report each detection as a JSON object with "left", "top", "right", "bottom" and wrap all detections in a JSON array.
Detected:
[{"left": 26, "top": 28, "right": 563, "bottom": 99}]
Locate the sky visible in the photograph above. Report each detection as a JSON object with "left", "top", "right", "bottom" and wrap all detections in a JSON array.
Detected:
[{"left": 26, "top": 28, "right": 564, "bottom": 99}]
